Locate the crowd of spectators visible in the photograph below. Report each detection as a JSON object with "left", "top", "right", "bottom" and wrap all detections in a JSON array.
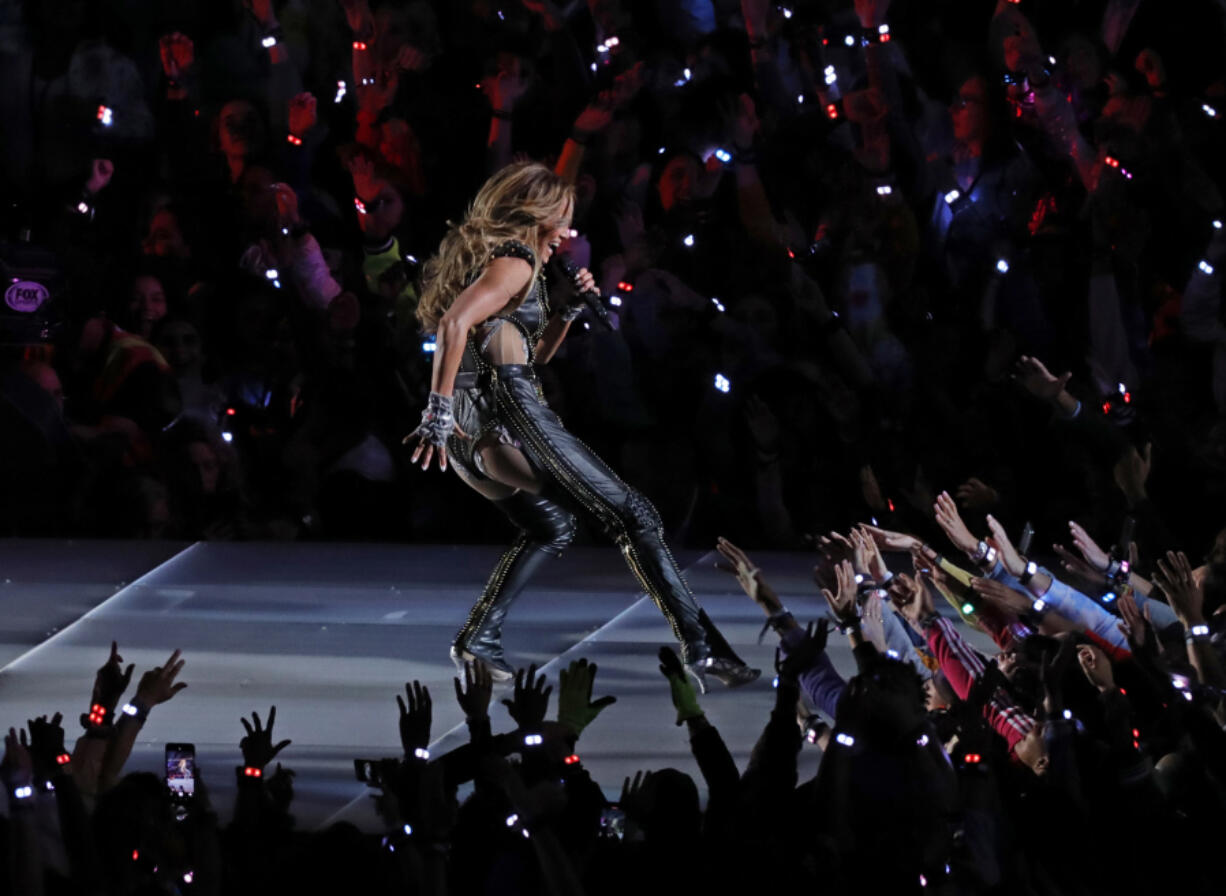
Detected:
[
  {"left": 6, "top": 0, "right": 1226, "bottom": 889},
  {"left": 5, "top": 505, "right": 1226, "bottom": 894},
  {"left": 3, "top": 0, "right": 1224, "bottom": 553}
]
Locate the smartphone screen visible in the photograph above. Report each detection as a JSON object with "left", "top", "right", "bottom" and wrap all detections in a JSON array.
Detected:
[
  {"left": 599, "top": 805, "right": 625, "bottom": 840},
  {"left": 165, "top": 743, "right": 196, "bottom": 799}
]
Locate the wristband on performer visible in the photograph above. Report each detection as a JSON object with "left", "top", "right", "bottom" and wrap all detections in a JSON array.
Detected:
[{"left": 413, "top": 392, "right": 454, "bottom": 447}]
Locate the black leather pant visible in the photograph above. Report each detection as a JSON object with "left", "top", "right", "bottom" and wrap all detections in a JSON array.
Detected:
[{"left": 454, "top": 369, "right": 717, "bottom": 665}]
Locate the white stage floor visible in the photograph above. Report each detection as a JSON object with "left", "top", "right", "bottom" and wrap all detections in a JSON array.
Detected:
[{"left": 0, "top": 539, "right": 976, "bottom": 830}]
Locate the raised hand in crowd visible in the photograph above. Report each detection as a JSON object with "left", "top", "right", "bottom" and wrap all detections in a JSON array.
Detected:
[
  {"left": 555, "top": 658, "right": 615, "bottom": 739},
  {"left": 397, "top": 681, "right": 432, "bottom": 758},
  {"left": 658, "top": 646, "right": 703, "bottom": 726},
  {"left": 239, "top": 706, "right": 292, "bottom": 772},
  {"left": 501, "top": 665, "right": 552, "bottom": 732}
]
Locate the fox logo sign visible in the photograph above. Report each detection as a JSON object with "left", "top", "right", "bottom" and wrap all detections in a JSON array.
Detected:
[{"left": 5, "top": 280, "right": 49, "bottom": 313}]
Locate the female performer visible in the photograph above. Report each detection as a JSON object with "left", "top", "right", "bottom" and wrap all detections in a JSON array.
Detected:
[{"left": 406, "top": 161, "right": 757, "bottom": 692}]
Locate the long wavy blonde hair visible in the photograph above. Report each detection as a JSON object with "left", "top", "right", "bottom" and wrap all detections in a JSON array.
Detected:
[{"left": 417, "top": 161, "right": 575, "bottom": 332}]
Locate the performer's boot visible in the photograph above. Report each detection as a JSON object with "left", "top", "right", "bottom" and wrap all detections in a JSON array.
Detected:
[
  {"left": 452, "top": 491, "right": 576, "bottom": 682},
  {"left": 688, "top": 608, "right": 758, "bottom": 690},
  {"left": 615, "top": 491, "right": 759, "bottom": 694}
]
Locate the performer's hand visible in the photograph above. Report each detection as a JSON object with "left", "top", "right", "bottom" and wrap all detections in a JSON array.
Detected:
[
  {"left": 405, "top": 421, "right": 468, "bottom": 472},
  {"left": 404, "top": 391, "right": 469, "bottom": 473},
  {"left": 570, "top": 266, "right": 597, "bottom": 295}
]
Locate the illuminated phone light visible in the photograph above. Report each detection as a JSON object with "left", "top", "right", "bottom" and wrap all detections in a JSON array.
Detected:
[
  {"left": 771, "top": 675, "right": 779, "bottom": 688},
  {"left": 352, "top": 40, "right": 367, "bottom": 51},
  {"left": 583, "top": 321, "right": 590, "bottom": 330},
  {"left": 854, "top": 573, "right": 865, "bottom": 584},
  {"left": 944, "top": 189, "right": 961, "bottom": 205},
  {"left": 878, "top": 25, "right": 890, "bottom": 35},
  {"left": 56, "top": 752, "right": 71, "bottom": 766},
  {"left": 711, "top": 297, "right": 725, "bottom": 312},
  {"left": 683, "top": 233, "right": 695, "bottom": 247},
  {"left": 422, "top": 340, "right": 437, "bottom": 352},
  {"left": 887, "top": 649, "right": 900, "bottom": 659},
  {"left": 13, "top": 785, "right": 33, "bottom": 800},
  {"left": 183, "top": 872, "right": 194, "bottom": 884},
  {"left": 920, "top": 874, "right": 927, "bottom": 888},
  {"left": 835, "top": 732, "right": 855, "bottom": 747},
  {"left": 996, "top": 258, "right": 1010, "bottom": 274},
  {"left": 265, "top": 268, "right": 279, "bottom": 281},
  {"left": 564, "top": 753, "right": 580, "bottom": 765},
  {"left": 1048, "top": 55, "right": 1057, "bottom": 65},
  {"left": 286, "top": 134, "right": 303, "bottom": 146},
  {"left": 335, "top": 81, "right": 347, "bottom": 103},
  {"left": 497, "top": 9, "right": 505, "bottom": 19},
  {"left": 673, "top": 76, "right": 685, "bottom": 86},
  {"left": 1102, "top": 591, "right": 1117, "bottom": 603},
  {"left": 964, "top": 752, "right": 981, "bottom": 764},
  {"left": 77, "top": 201, "right": 90, "bottom": 215},
  {"left": 506, "top": 813, "right": 519, "bottom": 827},
  {"left": 714, "top": 148, "right": 732, "bottom": 163},
  {"left": 916, "top": 733, "right": 929, "bottom": 746},
  {"left": 606, "top": 35, "right": 619, "bottom": 47},
  {"left": 1105, "top": 156, "right": 1120, "bottom": 168},
  {"left": 1215, "top": 220, "right": 1223, "bottom": 230},
  {"left": 403, "top": 823, "right": 413, "bottom": 835},
  {"left": 797, "top": 94, "right": 804, "bottom": 104},
  {"left": 597, "top": 43, "right": 609, "bottom": 54},
  {"left": 781, "top": 7, "right": 794, "bottom": 19},
  {"left": 1032, "top": 599, "right": 1046, "bottom": 613},
  {"left": 824, "top": 65, "right": 837, "bottom": 85},
  {"left": 1184, "top": 691, "right": 1194, "bottom": 701},
  {"left": 413, "top": 747, "right": 430, "bottom": 760},
  {"left": 844, "top": 34, "right": 856, "bottom": 47},
  {"left": 714, "top": 373, "right": 731, "bottom": 393},
  {"left": 360, "top": 77, "right": 375, "bottom": 86},
  {"left": 523, "top": 733, "right": 543, "bottom": 746},
  {"left": 657, "top": 146, "right": 666, "bottom": 154},
  {"left": 1200, "top": 260, "right": 1215, "bottom": 275},
  {"left": 97, "top": 105, "right": 113, "bottom": 126},
  {"left": 1204, "top": 104, "right": 1218, "bottom": 118},
  {"left": 683, "top": 67, "right": 692, "bottom": 81},
  {"left": 243, "top": 766, "right": 262, "bottom": 778},
  {"left": 261, "top": 35, "right": 277, "bottom": 48},
  {"left": 876, "top": 185, "right": 892, "bottom": 196},
  {"left": 405, "top": 254, "right": 419, "bottom": 264},
  {"left": 825, "top": 103, "right": 839, "bottom": 119},
  {"left": 617, "top": 281, "right": 635, "bottom": 292},
  {"left": 961, "top": 602, "right": 975, "bottom": 615},
  {"left": 521, "top": 829, "right": 530, "bottom": 839},
  {"left": 608, "top": 295, "right": 622, "bottom": 307},
  {"left": 281, "top": 227, "right": 289, "bottom": 235},
  {"left": 354, "top": 197, "right": 367, "bottom": 215},
  {"left": 1190, "top": 623, "right": 1211, "bottom": 637},
  {"left": 221, "top": 431, "right": 234, "bottom": 443}
]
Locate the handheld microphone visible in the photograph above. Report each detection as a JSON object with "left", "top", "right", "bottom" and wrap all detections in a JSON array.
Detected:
[{"left": 553, "top": 257, "right": 614, "bottom": 330}]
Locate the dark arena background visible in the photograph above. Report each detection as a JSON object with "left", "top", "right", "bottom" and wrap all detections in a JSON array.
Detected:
[{"left": 2, "top": 1, "right": 1226, "bottom": 894}]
